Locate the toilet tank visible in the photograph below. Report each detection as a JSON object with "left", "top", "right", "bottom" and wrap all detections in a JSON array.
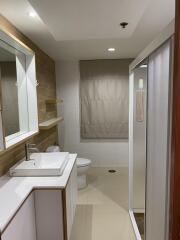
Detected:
[{"left": 46, "top": 146, "right": 60, "bottom": 152}]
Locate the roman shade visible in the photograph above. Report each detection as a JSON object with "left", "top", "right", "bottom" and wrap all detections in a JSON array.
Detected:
[{"left": 80, "top": 59, "right": 132, "bottom": 139}]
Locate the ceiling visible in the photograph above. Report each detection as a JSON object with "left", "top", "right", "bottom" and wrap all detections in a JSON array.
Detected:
[
  {"left": 0, "top": 0, "right": 175, "bottom": 61},
  {"left": 29, "top": 0, "right": 150, "bottom": 41}
]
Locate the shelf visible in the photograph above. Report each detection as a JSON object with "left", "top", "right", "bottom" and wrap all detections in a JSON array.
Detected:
[
  {"left": 39, "top": 117, "right": 63, "bottom": 130},
  {"left": 45, "top": 99, "right": 63, "bottom": 104}
]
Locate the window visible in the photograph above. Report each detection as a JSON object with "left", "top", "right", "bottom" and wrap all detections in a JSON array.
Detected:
[{"left": 80, "top": 59, "right": 132, "bottom": 139}]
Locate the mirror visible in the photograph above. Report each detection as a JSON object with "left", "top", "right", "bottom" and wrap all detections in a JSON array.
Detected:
[
  {"left": 0, "top": 40, "right": 28, "bottom": 139},
  {"left": 0, "top": 29, "right": 38, "bottom": 150},
  {"left": 1, "top": 53, "right": 20, "bottom": 136}
]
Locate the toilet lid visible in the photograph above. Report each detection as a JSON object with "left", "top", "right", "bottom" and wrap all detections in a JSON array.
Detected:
[{"left": 77, "top": 158, "right": 91, "bottom": 167}]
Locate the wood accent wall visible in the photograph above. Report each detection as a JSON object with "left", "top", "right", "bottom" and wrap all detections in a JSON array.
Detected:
[
  {"left": 0, "top": 15, "right": 58, "bottom": 176},
  {"left": 169, "top": 1, "right": 180, "bottom": 239}
]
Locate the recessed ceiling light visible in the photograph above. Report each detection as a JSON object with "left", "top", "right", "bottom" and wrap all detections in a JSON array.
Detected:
[
  {"left": 28, "top": 11, "right": 36, "bottom": 18},
  {"left": 108, "top": 48, "right": 115, "bottom": 52}
]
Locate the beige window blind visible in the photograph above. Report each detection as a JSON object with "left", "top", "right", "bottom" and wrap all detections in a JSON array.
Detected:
[{"left": 80, "top": 59, "right": 132, "bottom": 139}]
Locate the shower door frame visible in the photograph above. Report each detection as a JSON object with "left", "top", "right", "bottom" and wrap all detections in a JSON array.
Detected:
[
  {"left": 129, "top": 21, "right": 174, "bottom": 240},
  {"left": 169, "top": 0, "right": 180, "bottom": 239}
]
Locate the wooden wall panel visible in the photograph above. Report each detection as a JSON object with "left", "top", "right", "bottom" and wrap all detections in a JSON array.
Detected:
[
  {"left": 0, "top": 14, "right": 58, "bottom": 176},
  {"left": 169, "top": 0, "right": 180, "bottom": 239}
]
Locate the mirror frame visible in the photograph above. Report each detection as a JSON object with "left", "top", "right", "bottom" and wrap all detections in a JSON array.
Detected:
[{"left": 0, "top": 27, "right": 39, "bottom": 151}]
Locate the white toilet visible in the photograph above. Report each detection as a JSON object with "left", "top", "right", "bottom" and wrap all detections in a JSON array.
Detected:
[
  {"left": 46, "top": 146, "right": 91, "bottom": 190},
  {"left": 77, "top": 158, "right": 91, "bottom": 189}
]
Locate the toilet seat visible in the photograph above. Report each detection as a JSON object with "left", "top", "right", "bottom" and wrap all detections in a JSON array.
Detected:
[{"left": 77, "top": 158, "right": 91, "bottom": 167}]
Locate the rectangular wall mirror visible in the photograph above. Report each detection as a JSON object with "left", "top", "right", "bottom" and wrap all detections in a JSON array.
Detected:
[{"left": 0, "top": 28, "right": 38, "bottom": 151}]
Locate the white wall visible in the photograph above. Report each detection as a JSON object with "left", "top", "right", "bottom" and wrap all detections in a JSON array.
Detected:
[{"left": 56, "top": 60, "right": 129, "bottom": 167}]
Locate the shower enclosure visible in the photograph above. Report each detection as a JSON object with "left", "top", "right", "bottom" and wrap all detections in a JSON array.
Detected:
[
  {"left": 132, "top": 61, "right": 147, "bottom": 239},
  {"left": 129, "top": 21, "right": 174, "bottom": 240}
]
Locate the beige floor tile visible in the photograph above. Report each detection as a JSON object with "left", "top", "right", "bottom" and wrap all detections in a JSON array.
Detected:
[
  {"left": 70, "top": 205, "right": 93, "bottom": 240},
  {"left": 70, "top": 167, "right": 136, "bottom": 240},
  {"left": 92, "top": 204, "right": 135, "bottom": 240}
]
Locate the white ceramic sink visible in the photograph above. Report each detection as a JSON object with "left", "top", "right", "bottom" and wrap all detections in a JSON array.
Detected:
[{"left": 9, "top": 152, "right": 69, "bottom": 177}]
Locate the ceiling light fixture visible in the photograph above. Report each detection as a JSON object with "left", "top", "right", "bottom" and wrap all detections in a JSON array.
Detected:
[
  {"left": 28, "top": 11, "right": 36, "bottom": 18},
  {"left": 108, "top": 48, "right": 115, "bottom": 52},
  {"left": 120, "top": 22, "right": 129, "bottom": 29}
]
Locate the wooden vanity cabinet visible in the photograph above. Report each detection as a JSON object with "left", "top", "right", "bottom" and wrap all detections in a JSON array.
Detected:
[{"left": 1, "top": 163, "right": 77, "bottom": 240}]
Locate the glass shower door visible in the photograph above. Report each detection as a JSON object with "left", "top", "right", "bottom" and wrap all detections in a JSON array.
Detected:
[{"left": 129, "top": 60, "right": 148, "bottom": 240}]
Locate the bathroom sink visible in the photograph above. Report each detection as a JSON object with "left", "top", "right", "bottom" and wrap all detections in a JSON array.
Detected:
[{"left": 9, "top": 152, "right": 69, "bottom": 177}]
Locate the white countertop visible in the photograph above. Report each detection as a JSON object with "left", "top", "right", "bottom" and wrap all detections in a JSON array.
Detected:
[{"left": 0, "top": 153, "right": 77, "bottom": 234}]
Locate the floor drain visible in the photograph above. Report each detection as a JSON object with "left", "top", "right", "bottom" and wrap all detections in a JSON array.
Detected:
[{"left": 108, "top": 169, "right": 116, "bottom": 173}]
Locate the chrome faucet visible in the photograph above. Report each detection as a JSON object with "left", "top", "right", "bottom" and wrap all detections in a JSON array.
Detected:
[{"left": 25, "top": 143, "right": 39, "bottom": 161}]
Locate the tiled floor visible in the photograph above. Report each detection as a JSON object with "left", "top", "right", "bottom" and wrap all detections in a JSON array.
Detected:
[{"left": 70, "top": 167, "right": 135, "bottom": 240}]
